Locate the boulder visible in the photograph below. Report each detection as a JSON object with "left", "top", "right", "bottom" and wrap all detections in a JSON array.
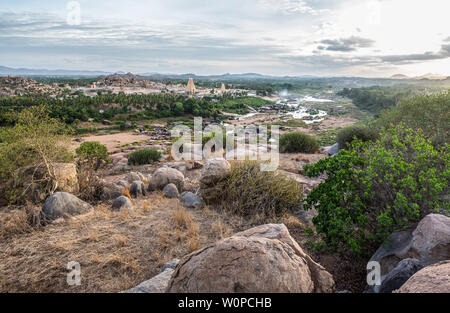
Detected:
[
  {"left": 42, "top": 192, "right": 92, "bottom": 220},
  {"left": 371, "top": 258, "right": 423, "bottom": 293},
  {"left": 122, "top": 269, "right": 174, "bottom": 293},
  {"left": 370, "top": 213, "right": 450, "bottom": 275},
  {"left": 180, "top": 192, "right": 203, "bottom": 209},
  {"left": 162, "top": 183, "right": 179, "bottom": 198},
  {"left": 99, "top": 181, "right": 124, "bottom": 201},
  {"left": 125, "top": 172, "right": 142, "bottom": 183},
  {"left": 148, "top": 167, "right": 184, "bottom": 191},
  {"left": 323, "top": 143, "right": 339, "bottom": 156},
  {"left": 129, "top": 180, "right": 146, "bottom": 198},
  {"left": 111, "top": 196, "right": 133, "bottom": 211},
  {"left": 52, "top": 163, "right": 79, "bottom": 194},
  {"left": 199, "top": 158, "right": 231, "bottom": 186},
  {"left": 14, "top": 163, "right": 79, "bottom": 202},
  {"left": 395, "top": 260, "right": 450, "bottom": 293},
  {"left": 166, "top": 224, "right": 334, "bottom": 293},
  {"left": 116, "top": 180, "right": 130, "bottom": 189}
]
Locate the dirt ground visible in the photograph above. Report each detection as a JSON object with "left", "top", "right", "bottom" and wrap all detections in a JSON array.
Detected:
[{"left": 71, "top": 132, "right": 151, "bottom": 153}]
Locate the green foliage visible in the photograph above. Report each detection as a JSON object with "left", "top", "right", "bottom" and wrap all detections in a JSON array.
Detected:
[
  {"left": 337, "top": 125, "right": 379, "bottom": 149},
  {"left": 76, "top": 141, "right": 110, "bottom": 169},
  {"left": 219, "top": 96, "right": 271, "bottom": 114},
  {"left": 375, "top": 91, "right": 450, "bottom": 147},
  {"left": 127, "top": 148, "right": 161, "bottom": 165},
  {"left": 0, "top": 105, "right": 73, "bottom": 203},
  {"left": 304, "top": 124, "right": 449, "bottom": 255},
  {"left": 279, "top": 132, "right": 319, "bottom": 153},
  {"left": 338, "top": 86, "right": 423, "bottom": 114},
  {"left": 208, "top": 161, "right": 303, "bottom": 218}
]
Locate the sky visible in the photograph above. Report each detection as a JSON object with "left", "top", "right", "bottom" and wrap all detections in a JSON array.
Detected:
[{"left": 1, "top": 0, "right": 450, "bottom": 77}]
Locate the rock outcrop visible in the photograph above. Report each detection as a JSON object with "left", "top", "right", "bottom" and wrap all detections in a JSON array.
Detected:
[
  {"left": 166, "top": 224, "right": 334, "bottom": 293},
  {"left": 122, "top": 269, "right": 174, "bottom": 293},
  {"left": 42, "top": 192, "right": 92, "bottom": 220},
  {"left": 395, "top": 260, "right": 450, "bottom": 293}
]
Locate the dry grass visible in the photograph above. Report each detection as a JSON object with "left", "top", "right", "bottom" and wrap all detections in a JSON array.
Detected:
[{"left": 0, "top": 195, "right": 250, "bottom": 293}]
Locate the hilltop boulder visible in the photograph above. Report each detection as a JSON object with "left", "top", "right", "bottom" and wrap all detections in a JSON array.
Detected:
[{"left": 395, "top": 260, "right": 450, "bottom": 293}]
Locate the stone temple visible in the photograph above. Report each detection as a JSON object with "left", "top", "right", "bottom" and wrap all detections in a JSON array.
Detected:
[
  {"left": 186, "top": 77, "right": 196, "bottom": 94},
  {"left": 220, "top": 83, "right": 226, "bottom": 93}
]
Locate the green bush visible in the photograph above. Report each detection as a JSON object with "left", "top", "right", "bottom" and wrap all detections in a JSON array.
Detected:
[
  {"left": 76, "top": 141, "right": 110, "bottom": 169},
  {"left": 207, "top": 161, "right": 303, "bottom": 218},
  {"left": 279, "top": 132, "right": 319, "bottom": 153},
  {"left": 304, "top": 124, "right": 449, "bottom": 255},
  {"left": 375, "top": 91, "right": 450, "bottom": 147},
  {"left": 128, "top": 148, "right": 161, "bottom": 165},
  {"left": 337, "top": 125, "right": 379, "bottom": 149}
]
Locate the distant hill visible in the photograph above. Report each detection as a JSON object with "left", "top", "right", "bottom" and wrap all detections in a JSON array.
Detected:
[
  {"left": 414, "top": 73, "right": 448, "bottom": 80},
  {"left": 0, "top": 66, "right": 111, "bottom": 76},
  {"left": 391, "top": 74, "right": 410, "bottom": 79}
]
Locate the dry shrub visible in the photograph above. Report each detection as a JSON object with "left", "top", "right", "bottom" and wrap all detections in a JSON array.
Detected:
[
  {"left": 88, "top": 232, "right": 99, "bottom": 242},
  {"left": 172, "top": 206, "right": 193, "bottom": 229},
  {"left": 208, "top": 161, "right": 303, "bottom": 219},
  {"left": 116, "top": 235, "right": 127, "bottom": 247},
  {"left": 0, "top": 204, "right": 43, "bottom": 238},
  {"left": 188, "top": 236, "right": 200, "bottom": 252}
]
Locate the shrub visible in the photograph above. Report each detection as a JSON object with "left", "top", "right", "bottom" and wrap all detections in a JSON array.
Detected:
[
  {"left": 76, "top": 141, "right": 110, "bottom": 169},
  {"left": 304, "top": 124, "right": 449, "bottom": 255},
  {"left": 128, "top": 148, "right": 161, "bottom": 165},
  {"left": 208, "top": 161, "right": 303, "bottom": 218},
  {"left": 337, "top": 125, "right": 379, "bottom": 150},
  {"left": 0, "top": 105, "right": 73, "bottom": 203},
  {"left": 375, "top": 91, "right": 450, "bottom": 147},
  {"left": 279, "top": 132, "right": 319, "bottom": 153}
]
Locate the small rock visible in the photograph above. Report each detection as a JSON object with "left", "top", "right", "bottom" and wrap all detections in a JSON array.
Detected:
[
  {"left": 129, "top": 180, "right": 146, "bottom": 198},
  {"left": 180, "top": 191, "right": 203, "bottom": 208},
  {"left": 162, "top": 183, "right": 179, "bottom": 198},
  {"left": 111, "top": 196, "right": 133, "bottom": 211}
]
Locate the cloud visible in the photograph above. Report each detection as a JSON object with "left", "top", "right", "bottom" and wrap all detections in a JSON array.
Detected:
[
  {"left": 259, "top": 0, "right": 322, "bottom": 15},
  {"left": 316, "top": 36, "right": 375, "bottom": 52}
]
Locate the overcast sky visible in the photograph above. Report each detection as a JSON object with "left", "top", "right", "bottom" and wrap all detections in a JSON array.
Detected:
[{"left": 1, "top": 0, "right": 450, "bottom": 77}]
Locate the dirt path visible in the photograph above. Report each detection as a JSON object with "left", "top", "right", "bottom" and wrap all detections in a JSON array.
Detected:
[{"left": 71, "top": 132, "right": 151, "bottom": 153}]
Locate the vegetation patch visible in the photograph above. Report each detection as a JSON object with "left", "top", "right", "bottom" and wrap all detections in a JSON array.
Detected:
[
  {"left": 128, "top": 148, "right": 161, "bottom": 165},
  {"left": 208, "top": 161, "right": 303, "bottom": 219},
  {"left": 280, "top": 131, "right": 319, "bottom": 153}
]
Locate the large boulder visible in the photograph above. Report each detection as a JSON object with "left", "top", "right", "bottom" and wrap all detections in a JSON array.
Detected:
[
  {"left": 162, "top": 183, "right": 179, "bottom": 198},
  {"left": 111, "top": 196, "right": 133, "bottom": 211},
  {"left": 122, "top": 269, "right": 174, "bottom": 293},
  {"left": 129, "top": 180, "right": 146, "bottom": 198},
  {"left": 148, "top": 167, "right": 184, "bottom": 191},
  {"left": 42, "top": 192, "right": 92, "bottom": 220},
  {"left": 166, "top": 224, "right": 334, "bottom": 293},
  {"left": 395, "top": 260, "right": 450, "bottom": 293},
  {"left": 370, "top": 213, "right": 450, "bottom": 275},
  {"left": 180, "top": 192, "right": 203, "bottom": 209},
  {"left": 199, "top": 158, "right": 231, "bottom": 186}
]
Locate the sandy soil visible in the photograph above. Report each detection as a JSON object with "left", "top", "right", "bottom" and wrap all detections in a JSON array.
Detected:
[{"left": 71, "top": 132, "right": 151, "bottom": 153}]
